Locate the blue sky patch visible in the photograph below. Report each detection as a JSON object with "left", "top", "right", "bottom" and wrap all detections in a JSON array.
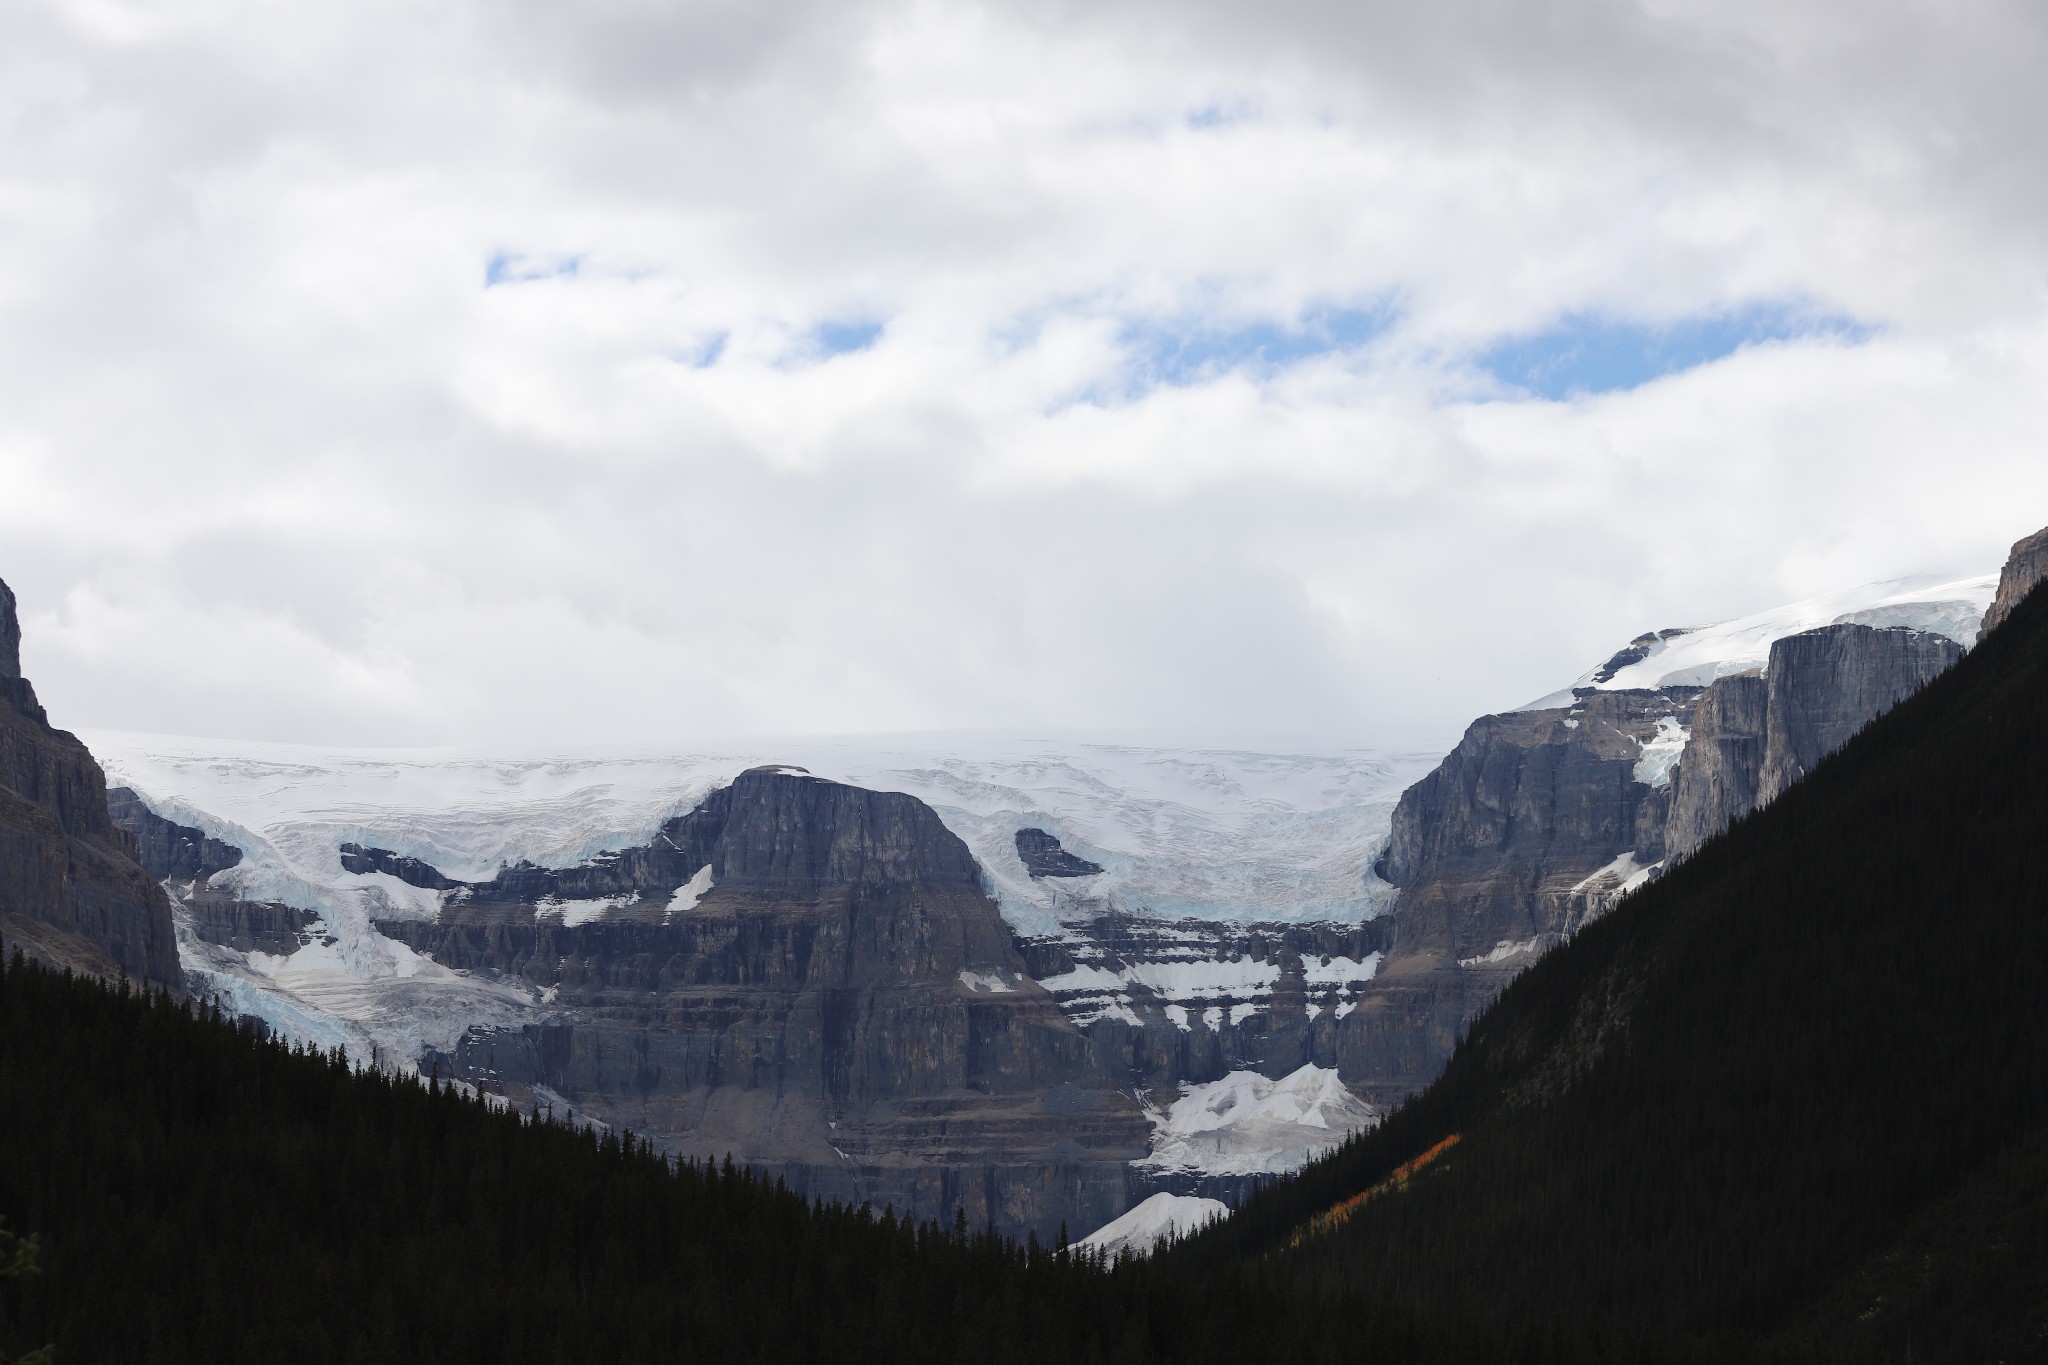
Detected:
[
  {"left": 812, "top": 318, "right": 884, "bottom": 357},
  {"left": 1121, "top": 302, "right": 1396, "bottom": 389},
  {"left": 484, "top": 252, "right": 583, "bottom": 287},
  {"left": 1479, "top": 303, "right": 1874, "bottom": 399}
]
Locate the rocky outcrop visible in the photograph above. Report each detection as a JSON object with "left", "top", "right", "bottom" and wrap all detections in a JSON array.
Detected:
[
  {"left": 0, "top": 581, "right": 19, "bottom": 681},
  {"left": 1664, "top": 673, "right": 1768, "bottom": 860},
  {"left": 0, "top": 578, "right": 181, "bottom": 990},
  {"left": 182, "top": 890, "right": 321, "bottom": 956},
  {"left": 1344, "top": 619, "right": 1968, "bottom": 1108},
  {"left": 1372, "top": 688, "right": 1697, "bottom": 963},
  {"left": 383, "top": 767, "right": 1149, "bottom": 1241},
  {"left": 338, "top": 842, "right": 458, "bottom": 890},
  {"left": 1337, "top": 688, "right": 1695, "bottom": 1104},
  {"left": 1014, "top": 828, "right": 1104, "bottom": 878},
  {"left": 1978, "top": 524, "right": 2048, "bottom": 639},
  {"left": 108, "top": 787, "right": 243, "bottom": 884},
  {"left": 1757, "top": 625, "right": 1962, "bottom": 801}
]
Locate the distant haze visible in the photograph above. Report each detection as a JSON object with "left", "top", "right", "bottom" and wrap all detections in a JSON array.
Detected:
[{"left": 2, "top": 0, "right": 2044, "bottom": 749}]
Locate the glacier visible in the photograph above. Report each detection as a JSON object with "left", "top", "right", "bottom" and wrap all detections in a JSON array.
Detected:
[
  {"left": 83, "top": 734, "right": 1441, "bottom": 937},
  {"left": 80, "top": 732, "right": 1437, "bottom": 1063}
]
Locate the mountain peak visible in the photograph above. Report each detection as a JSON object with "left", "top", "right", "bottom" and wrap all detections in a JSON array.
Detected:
[{"left": 1, "top": 576, "right": 20, "bottom": 681}]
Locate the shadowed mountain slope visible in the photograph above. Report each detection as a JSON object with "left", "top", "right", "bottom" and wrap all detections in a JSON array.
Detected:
[{"left": 1177, "top": 567, "right": 2048, "bottom": 1360}]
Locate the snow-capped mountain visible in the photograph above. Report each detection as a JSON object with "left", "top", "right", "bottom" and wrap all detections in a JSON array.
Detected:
[
  {"left": 1519, "top": 571, "right": 1996, "bottom": 709},
  {"left": 84, "top": 733, "right": 1432, "bottom": 1205}
]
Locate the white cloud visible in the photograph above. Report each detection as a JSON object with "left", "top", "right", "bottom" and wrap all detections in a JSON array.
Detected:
[{"left": 1, "top": 0, "right": 2045, "bottom": 750}]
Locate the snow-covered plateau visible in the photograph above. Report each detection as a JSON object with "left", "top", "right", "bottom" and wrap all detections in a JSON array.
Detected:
[{"left": 1518, "top": 571, "right": 1997, "bottom": 710}]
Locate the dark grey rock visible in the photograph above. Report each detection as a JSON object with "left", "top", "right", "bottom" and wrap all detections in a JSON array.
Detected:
[
  {"left": 1979, "top": 524, "right": 2048, "bottom": 639},
  {"left": 0, "top": 578, "right": 18, "bottom": 681},
  {"left": 338, "top": 842, "right": 458, "bottom": 890},
  {"left": 0, "top": 576, "right": 181, "bottom": 990},
  {"left": 1664, "top": 672, "right": 1768, "bottom": 860},
  {"left": 1014, "top": 828, "right": 1104, "bottom": 878},
  {"left": 1587, "top": 627, "right": 1694, "bottom": 684},
  {"left": 1757, "top": 625, "right": 1961, "bottom": 802},
  {"left": 1019, "top": 913, "right": 1395, "bottom": 1097},
  {"left": 182, "top": 890, "right": 319, "bottom": 956},
  {"left": 1372, "top": 688, "right": 1697, "bottom": 962},
  {"left": 109, "top": 787, "right": 243, "bottom": 884},
  {"left": 1339, "top": 688, "right": 1696, "bottom": 1105}
]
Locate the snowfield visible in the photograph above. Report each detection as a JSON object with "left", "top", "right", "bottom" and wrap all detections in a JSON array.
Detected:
[
  {"left": 86, "top": 735, "right": 1440, "bottom": 938},
  {"left": 1076, "top": 1192, "right": 1230, "bottom": 1259},
  {"left": 1139, "top": 1064, "right": 1381, "bottom": 1179},
  {"left": 1517, "top": 571, "right": 1997, "bottom": 710}
]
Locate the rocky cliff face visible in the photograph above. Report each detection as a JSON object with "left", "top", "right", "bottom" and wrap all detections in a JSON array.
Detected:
[
  {"left": 0, "top": 579, "right": 181, "bottom": 989},
  {"left": 1664, "top": 673, "right": 1768, "bottom": 860},
  {"left": 383, "top": 767, "right": 1149, "bottom": 1241},
  {"left": 1757, "top": 625, "right": 1962, "bottom": 801},
  {"left": 108, "top": 787, "right": 243, "bottom": 884},
  {"left": 1344, "top": 617, "right": 1971, "bottom": 1107},
  {"left": 1979, "top": 524, "right": 2048, "bottom": 639},
  {"left": 1372, "top": 688, "right": 1695, "bottom": 964},
  {"left": 1338, "top": 688, "right": 1692, "bottom": 1104}
]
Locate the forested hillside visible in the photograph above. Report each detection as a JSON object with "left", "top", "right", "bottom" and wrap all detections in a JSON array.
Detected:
[
  {"left": 0, "top": 950, "right": 1238, "bottom": 1365},
  {"left": 1177, "top": 575, "right": 2048, "bottom": 1361}
]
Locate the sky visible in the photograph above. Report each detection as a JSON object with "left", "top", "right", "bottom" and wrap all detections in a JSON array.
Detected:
[{"left": 2, "top": 0, "right": 2045, "bottom": 752}]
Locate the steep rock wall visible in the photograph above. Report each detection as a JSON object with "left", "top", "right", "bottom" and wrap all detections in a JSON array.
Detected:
[
  {"left": 1757, "top": 625, "right": 1963, "bottom": 801},
  {"left": 1664, "top": 673, "right": 1768, "bottom": 860},
  {"left": 1373, "top": 689, "right": 1696, "bottom": 964},
  {"left": 1978, "top": 524, "right": 2048, "bottom": 639},
  {"left": 0, "top": 578, "right": 181, "bottom": 989}
]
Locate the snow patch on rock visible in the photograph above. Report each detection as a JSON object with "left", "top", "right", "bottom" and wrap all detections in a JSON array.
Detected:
[
  {"left": 1139, "top": 1064, "right": 1380, "bottom": 1179},
  {"left": 665, "top": 864, "right": 715, "bottom": 918},
  {"left": 1632, "top": 716, "right": 1689, "bottom": 788}
]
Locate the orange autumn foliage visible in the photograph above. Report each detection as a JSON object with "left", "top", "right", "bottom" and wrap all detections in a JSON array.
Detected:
[{"left": 1287, "top": 1133, "right": 1462, "bottom": 1248}]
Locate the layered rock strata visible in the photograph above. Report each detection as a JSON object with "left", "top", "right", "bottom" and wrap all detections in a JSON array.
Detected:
[
  {"left": 382, "top": 767, "right": 1150, "bottom": 1241},
  {"left": 0, "top": 578, "right": 181, "bottom": 989}
]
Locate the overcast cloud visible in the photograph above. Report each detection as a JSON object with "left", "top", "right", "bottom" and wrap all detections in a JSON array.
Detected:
[{"left": 2, "top": 0, "right": 2044, "bottom": 750}]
